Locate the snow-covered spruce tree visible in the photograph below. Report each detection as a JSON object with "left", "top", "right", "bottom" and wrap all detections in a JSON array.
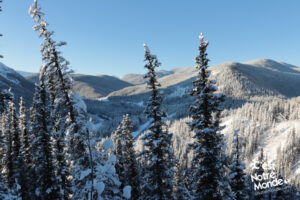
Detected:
[
  {"left": 66, "top": 94, "right": 93, "bottom": 200},
  {"left": 0, "top": 113, "right": 15, "bottom": 200},
  {"left": 94, "top": 137, "right": 122, "bottom": 200},
  {"left": 29, "top": 75, "right": 60, "bottom": 199},
  {"left": 18, "top": 96, "right": 32, "bottom": 199},
  {"left": 112, "top": 125, "right": 125, "bottom": 185},
  {"left": 19, "top": 97, "right": 30, "bottom": 167},
  {"left": 120, "top": 114, "right": 140, "bottom": 200},
  {"left": 29, "top": 1, "right": 93, "bottom": 198},
  {"left": 188, "top": 33, "right": 233, "bottom": 200},
  {"left": 173, "top": 160, "right": 192, "bottom": 200},
  {"left": 0, "top": 90, "right": 16, "bottom": 199},
  {"left": 0, "top": 89, "right": 12, "bottom": 114},
  {"left": 2, "top": 97, "right": 19, "bottom": 189},
  {"left": 228, "top": 130, "right": 249, "bottom": 200},
  {"left": 0, "top": 113, "right": 5, "bottom": 172},
  {"left": 29, "top": 2, "right": 73, "bottom": 198},
  {"left": 139, "top": 44, "right": 175, "bottom": 200},
  {"left": 8, "top": 97, "right": 29, "bottom": 199},
  {"left": 1, "top": 111, "right": 13, "bottom": 187}
]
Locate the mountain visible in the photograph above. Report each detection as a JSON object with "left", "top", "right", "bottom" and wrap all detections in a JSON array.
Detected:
[
  {"left": 26, "top": 73, "right": 133, "bottom": 100},
  {"left": 85, "top": 59, "right": 300, "bottom": 183},
  {"left": 120, "top": 69, "right": 174, "bottom": 85},
  {"left": 110, "top": 59, "right": 300, "bottom": 99},
  {"left": 1, "top": 59, "right": 299, "bottom": 184},
  {"left": 0, "top": 62, "right": 34, "bottom": 105},
  {"left": 17, "top": 70, "right": 34, "bottom": 77},
  {"left": 90, "top": 58, "right": 300, "bottom": 124}
]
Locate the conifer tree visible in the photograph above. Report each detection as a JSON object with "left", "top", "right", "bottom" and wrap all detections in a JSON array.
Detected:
[
  {"left": 112, "top": 125, "right": 125, "bottom": 185},
  {"left": 94, "top": 137, "right": 123, "bottom": 200},
  {"left": 0, "top": 113, "right": 5, "bottom": 174},
  {"left": 29, "top": 78, "right": 60, "bottom": 199},
  {"left": 0, "top": 89, "right": 12, "bottom": 114},
  {"left": 29, "top": 1, "right": 88, "bottom": 198},
  {"left": 139, "top": 44, "right": 175, "bottom": 200},
  {"left": 2, "top": 97, "right": 21, "bottom": 191},
  {"left": 9, "top": 98, "right": 21, "bottom": 178},
  {"left": 19, "top": 97, "right": 32, "bottom": 199},
  {"left": 8, "top": 97, "right": 29, "bottom": 198},
  {"left": 2, "top": 110, "right": 13, "bottom": 188},
  {"left": 188, "top": 33, "right": 232, "bottom": 200},
  {"left": 30, "top": 4, "right": 73, "bottom": 197},
  {"left": 0, "top": 112, "right": 16, "bottom": 200},
  {"left": 19, "top": 97, "right": 30, "bottom": 168},
  {"left": 228, "top": 130, "right": 249, "bottom": 200},
  {"left": 120, "top": 114, "right": 140, "bottom": 200},
  {"left": 173, "top": 160, "right": 192, "bottom": 200}
]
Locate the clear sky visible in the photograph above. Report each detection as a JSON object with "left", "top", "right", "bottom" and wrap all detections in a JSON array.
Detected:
[{"left": 1, "top": 0, "right": 300, "bottom": 77}]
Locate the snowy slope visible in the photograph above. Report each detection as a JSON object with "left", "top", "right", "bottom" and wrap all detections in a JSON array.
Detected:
[
  {"left": 110, "top": 59, "right": 300, "bottom": 100},
  {"left": 0, "top": 62, "right": 34, "bottom": 105},
  {"left": 26, "top": 73, "right": 133, "bottom": 100},
  {"left": 92, "top": 59, "right": 300, "bottom": 186},
  {"left": 121, "top": 70, "right": 174, "bottom": 85}
]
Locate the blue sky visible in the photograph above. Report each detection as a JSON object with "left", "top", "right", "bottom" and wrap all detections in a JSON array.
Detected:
[{"left": 1, "top": 0, "right": 300, "bottom": 77}]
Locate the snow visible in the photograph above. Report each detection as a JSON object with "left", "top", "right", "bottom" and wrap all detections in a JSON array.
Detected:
[
  {"left": 262, "top": 120, "right": 300, "bottom": 161},
  {"left": 80, "top": 169, "right": 91, "bottom": 180},
  {"left": 102, "top": 138, "right": 114, "bottom": 151},
  {"left": 98, "top": 96, "right": 109, "bottom": 102},
  {"left": 0, "top": 62, "right": 20, "bottom": 84},
  {"left": 135, "top": 101, "right": 144, "bottom": 107},
  {"left": 108, "top": 155, "right": 117, "bottom": 164},
  {"left": 95, "top": 181, "right": 105, "bottom": 198},
  {"left": 168, "top": 86, "right": 189, "bottom": 98},
  {"left": 132, "top": 121, "right": 151, "bottom": 139},
  {"left": 93, "top": 121, "right": 103, "bottom": 131},
  {"left": 123, "top": 186, "right": 131, "bottom": 199},
  {"left": 73, "top": 93, "right": 87, "bottom": 113},
  {"left": 222, "top": 113, "right": 300, "bottom": 177},
  {"left": 35, "top": 188, "right": 40, "bottom": 196}
]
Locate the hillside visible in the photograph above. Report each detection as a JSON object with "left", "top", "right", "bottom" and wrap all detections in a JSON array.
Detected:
[
  {"left": 84, "top": 59, "right": 300, "bottom": 185},
  {"left": 0, "top": 62, "right": 34, "bottom": 105},
  {"left": 2, "top": 59, "right": 300, "bottom": 184},
  {"left": 121, "top": 70, "right": 174, "bottom": 85},
  {"left": 110, "top": 59, "right": 300, "bottom": 99},
  {"left": 26, "top": 73, "right": 133, "bottom": 99}
]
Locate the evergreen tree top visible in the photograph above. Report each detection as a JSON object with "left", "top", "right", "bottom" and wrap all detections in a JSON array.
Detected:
[
  {"left": 195, "top": 33, "right": 209, "bottom": 70},
  {"left": 143, "top": 43, "right": 161, "bottom": 86}
]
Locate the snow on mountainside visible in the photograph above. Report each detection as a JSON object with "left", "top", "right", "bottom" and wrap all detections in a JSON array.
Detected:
[
  {"left": 0, "top": 62, "right": 34, "bottom": 105},
  {"left": 110, "top": 59, "right": 300, "bottom": 99},
  {"left": 89, "top": 59, "right": 300, "bottom": 185},
  {"left": 26, "top": 73, "right": 133, "bottom": 99},
  {"left": 120, "top": 69, "right": 174, "bottom": 85},
  {"left": 0, "top": 59, "right": 299, "bottom": 183}
]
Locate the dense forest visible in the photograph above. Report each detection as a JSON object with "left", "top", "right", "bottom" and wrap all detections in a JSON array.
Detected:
[{"left": 0, "top": 0, "right": 299, "bottom": 199}]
